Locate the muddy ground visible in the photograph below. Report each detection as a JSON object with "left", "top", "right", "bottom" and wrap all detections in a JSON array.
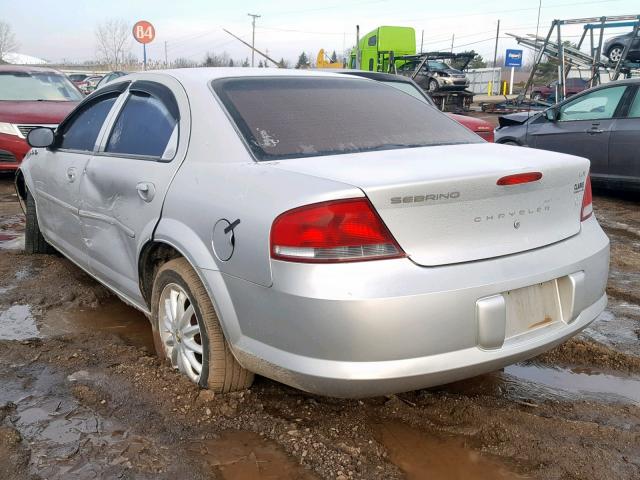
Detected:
[{"left": 0, "top": 174, "right": 639, "bottom": 480}]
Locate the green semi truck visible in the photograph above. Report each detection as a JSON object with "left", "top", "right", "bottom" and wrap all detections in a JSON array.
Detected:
[{"left": 348, "top": 26, "right": 416, "bottom": 72}]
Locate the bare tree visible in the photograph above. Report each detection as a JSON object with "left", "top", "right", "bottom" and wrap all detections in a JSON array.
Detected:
[
  {"left": 0, "top": 21, "right": 18, "bottom": 61},
  {"left": 95, "top": 18, "right": 132, "bottom": 69}
]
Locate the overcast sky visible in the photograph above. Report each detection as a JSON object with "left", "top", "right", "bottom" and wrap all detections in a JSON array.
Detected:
[{"left": 2, "top": 0, "right": 638, "bottom": 65}]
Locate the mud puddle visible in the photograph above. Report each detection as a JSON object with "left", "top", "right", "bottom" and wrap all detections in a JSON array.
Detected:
[
  {"left": 0, "top": 366, "right": 179, "bottom": 479},
  {"left": 504, "top": 363, "right": 640, "bottom": 404},
  {"left": 440, "top": 361, "right": 640, "bottom": 406},
  {"left": 43, "top": 300, "right": 155, "bottom": 352},
  {"left": 188, "top": 430, "right": 317, "bottom": 479},
  {"left": 0, "top": 214, "right": 24, "bottom": 250},
  {"left": 0, "top": 299, "right": 155, "bottom": 352},
  {"left": 0, "top": 304, "right": 38, "bottom": 340},
  {"left": 583, "top": 300, "right": 640, "bottom": 357},
  {"left": 371, "top": 419, "right": 521, "bottom": 480}
]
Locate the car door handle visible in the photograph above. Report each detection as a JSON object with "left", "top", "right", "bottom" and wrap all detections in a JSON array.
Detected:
[
  {"left": 66, "top": 167, "right": 77, "bottom": 182},
  {"left": 585, "top": 126, "right": 604, "bottom": 135},
  {"left": 136, "top": 182, "right": 156, "bottom": 202}
]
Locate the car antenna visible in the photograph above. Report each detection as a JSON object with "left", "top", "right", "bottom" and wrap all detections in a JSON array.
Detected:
[{"left": 526, "top": 0, "right": 543, "bottom": 142}]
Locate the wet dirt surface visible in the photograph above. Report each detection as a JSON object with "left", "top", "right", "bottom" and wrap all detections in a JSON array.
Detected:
[{"left": 1, "top": 174, "right": 640, "bottom": 479}]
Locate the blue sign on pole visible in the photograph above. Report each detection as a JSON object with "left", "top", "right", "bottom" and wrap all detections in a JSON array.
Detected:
[{"left": 505, "top": 49, "right": 523, "bottom": 67}]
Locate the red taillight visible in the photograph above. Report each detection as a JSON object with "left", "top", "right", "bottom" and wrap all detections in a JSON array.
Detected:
[
  {"left": 581, "top": 175, "right": 593, "bottom": 221},
  {"left": 497, "top": 172, "right": 543, "bottom": 185},
  {"left": 270, "top": 198, "right": 405, "bottom": 263}
]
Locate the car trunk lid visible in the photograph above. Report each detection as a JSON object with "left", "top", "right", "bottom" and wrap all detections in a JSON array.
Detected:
[{"left": 267, "top": 143, "right": 590, "bottom": 266}]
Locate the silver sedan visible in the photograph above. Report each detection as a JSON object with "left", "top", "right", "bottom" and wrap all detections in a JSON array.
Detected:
[{"left": 17, "top": 69, "right": 609, "bottom": 397}]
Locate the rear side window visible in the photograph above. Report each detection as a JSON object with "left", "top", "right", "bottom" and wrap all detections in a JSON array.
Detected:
[
  {"left": 106, "top": 92, "right": 178, "bottom": 158},
  {"left": 213, "top": 77, "right": 480, "bottom": 161},
  {"left": 59, "top": 95, "right": 118, "bottom": 151},
  {"left": 368, "top": 35, "right": 377, "bottom": 46}
]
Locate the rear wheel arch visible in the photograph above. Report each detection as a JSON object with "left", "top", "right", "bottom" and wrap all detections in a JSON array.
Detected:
[{"left": 138, "top": 240, "right": 183, "bottom": 307}]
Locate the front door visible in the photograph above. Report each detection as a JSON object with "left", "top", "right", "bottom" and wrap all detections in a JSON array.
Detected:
[
  {"left": 528, "top": 84, "right": 629, "bottom": 177},
  {"left": 79, "top": 78, "right": 189, "bottom": 306},
  {"left": 30, "top": 93, "right": 120, "bottom": 264}
]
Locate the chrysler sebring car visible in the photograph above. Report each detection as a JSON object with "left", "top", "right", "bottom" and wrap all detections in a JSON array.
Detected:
[{"left": 17, "top": 69, "right": 609, "bottom": 398}]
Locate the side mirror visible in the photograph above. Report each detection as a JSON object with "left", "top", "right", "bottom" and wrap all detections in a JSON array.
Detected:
[
  {"left": 26, "top": 127, "right": 55, "bottom": 148},
  {"left": 545, "top": 108, "right": 558, "bottom": 122}
]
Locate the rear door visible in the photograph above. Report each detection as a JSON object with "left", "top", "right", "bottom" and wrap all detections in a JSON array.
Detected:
[
  {"left": 29, "top": 90, "right": 122, "bottom": 265},
  {"left": 529, "top": 84, "right": 629, "bottom": 176},
  {"left": 79, "top": 77, "right": 190, "bottom": 305},
  {"left": 608, "top": 86, "right": 640, "bottom": 186}
]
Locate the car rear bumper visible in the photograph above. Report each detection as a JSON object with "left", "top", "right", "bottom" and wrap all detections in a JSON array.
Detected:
[{"left": 201, "top": 216, "right": 609, "bottom": 397}]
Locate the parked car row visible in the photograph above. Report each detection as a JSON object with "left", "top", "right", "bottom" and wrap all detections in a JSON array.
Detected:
[{"left": 16, "top": 68, "right": 608, "bottom": 398}]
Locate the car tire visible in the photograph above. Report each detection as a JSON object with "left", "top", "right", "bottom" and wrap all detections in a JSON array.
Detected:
[
  {"left": 531, "top": 92, "right": 542, "bottom": 101},
  {"left": 24, "top": 191, "right": 55, "bottom": 255},
  {"left": 428, "top": 78, "right": 439, "bottom": 92},
  {"left": 150, "top": 257, "right": 254, "bottom": 392},
  {"left": 607, "top": 45, "right": 624, "bottom": 63},
  {"left": 501, "top": 140, "right": 520, "bottom": 146}
]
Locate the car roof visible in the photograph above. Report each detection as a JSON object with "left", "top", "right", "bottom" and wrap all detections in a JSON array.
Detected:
[
  {"left": 0, "top": 65, "right": 64, "bottom": 75},
  {"left": 159, "top": 67, "right": 360, "bottom": 82}
]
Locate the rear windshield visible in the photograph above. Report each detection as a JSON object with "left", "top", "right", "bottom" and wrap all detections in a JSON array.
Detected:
[{"left": 212, "top": 76, "right": 480, "bottom": 161}]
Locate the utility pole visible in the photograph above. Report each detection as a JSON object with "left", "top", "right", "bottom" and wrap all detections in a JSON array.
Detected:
[
  {"left": 492, "top": 19, "right": 501, "bottom": 95},
  {"left": 450, "top": 33, "right": 455, "bottom": 53},
  {"left": 247, "top": 13, "right": 261, "bottom": 67},
  {"left": 420, "top": 30, "right": 424, "bottom": 54},
  {"left": 164, "top": 41, "right": 168, "bottom": 67}
]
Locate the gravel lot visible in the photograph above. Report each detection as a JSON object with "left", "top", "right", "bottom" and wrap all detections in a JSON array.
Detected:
[{"left": 0, "top": 173, "right": 639, "bottom": 480}]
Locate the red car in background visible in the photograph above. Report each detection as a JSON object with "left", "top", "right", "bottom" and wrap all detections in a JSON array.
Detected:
[{"left": 0, "top": 66, "right": 83, "bottom": 171}]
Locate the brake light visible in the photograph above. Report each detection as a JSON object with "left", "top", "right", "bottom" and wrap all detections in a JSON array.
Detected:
[
  {"left": 270, "top": 198, "right": 405, "bottom": 263},
  {"left": 497, "top": 172, "right": 543, "bottom": 185},
  {"left": 581, "top": 176, "right": 593, "bottom": 221}
]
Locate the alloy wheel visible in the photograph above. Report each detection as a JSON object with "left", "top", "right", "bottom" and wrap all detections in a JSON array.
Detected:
[
  {"left": 608, "top": 47, "right": 623, "bottom": 62},
  {"left": 158, "top": 283, "right": 204, "bottom": 382}
]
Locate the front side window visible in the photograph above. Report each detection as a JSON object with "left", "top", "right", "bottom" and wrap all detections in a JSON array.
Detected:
[
  {"left": 213, "top": 77, "right": 480, "bottom": 161},
  {"left": 106, "top": 92, "right": 178, "bottom": 158},
  {"left": 0, "top": 71, "right": 83, "bottom": 101},
  {"left": 59, "top": 95, "right": 118, "bottom": 151},
  {"left": 559, "top": 86, "right": 627, "bottom": 121}
]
